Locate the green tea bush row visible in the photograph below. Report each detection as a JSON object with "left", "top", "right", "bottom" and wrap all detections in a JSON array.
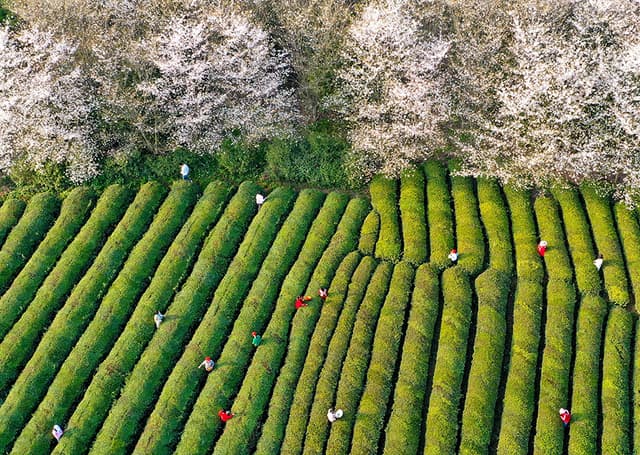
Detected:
[
  {"left": 141, "top": 189, "right": 325, "bottom": 455},
  {"left": 532, "top": 195, "right": 577, "bottom": 455},
  {"left": 350, "top": 262, "right": 415, "bottom": 455},
  {"left": 208, "top": 193, "right": 352, "bottom": 455},
  {"left": 477, "top": 178, "right": 513, "bottom": 274},
  {"left": 11, "top": 181, "right": 208, "bottom": 455},
  {"left": 382, "top": 264, "right": 439, "bottom": 455},
  {"left": 581, "top": 186, "right": 630, "bottom": 306},
  {"left": 358, "top": 210, "right": 379, "bottom": 256},
  {"left": 0, "top": 187, "right": 94, "bottom": 340},
  {"left": 370, "top": 175, "right": 401, "bottom": 262},
  {"left": 0, "top": 199, "right": 25, "bottom": 248},
  {"left": 497, "top": 187, "right": 543, "bottom": 454},
  {"left": 302, "top": 256, "right": 377, "bottom": 455},
  {"left": 566, "top": 295, "right": 607, "bottom": 455},
  {"left": 423, "top": 267, "right": 473, "bottom": 455},
  {"left": 399, "top": 168, "right": 427, "bottom": 265},
  {"left": 451, "top": 174, "right": 485, "bottom": 275},
  {"left": 613, "top": 203, "right": 640, "bottom": 305},
  {"left": 0, "top": 183, "right": 164, "bottom": 452},
  {"left": 53, "top": 181, "right": 259, "bottom": 455},
  {"left": 0, "top": 191, "right": 58, "bottom": 292},
  {"left": 251, "top": 197, "right": 371, "bottom": 455},
  {"left": 279, "top": 252, "right": 362, "bottom": 455},
  {"left": 601, "top": 307, "right": 633, "bottom": 455},
  {"left": 459, "top": 268, "right": 512, "bottom": 454},
  {"left": 634, "top": 317, "right": 640, "bottom": 455},
  {"left": 322, "top": 262, "right": 394, "bottom": 455},
  {"left": 425, "top": 161, "right": 454, "bottom": 269},
  {"left": 552, "top": 188, "right": 600, "bottom": 294},
  {"left": 89, "top": 187, "right": 297, "bottom": 454},
  {"left": 0, "top": 184, "right": 132, "bottom": 391}
]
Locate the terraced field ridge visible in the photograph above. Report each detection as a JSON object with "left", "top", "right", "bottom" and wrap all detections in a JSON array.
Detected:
[{"left": 0, "top": 163, "right": 638, "bottom": 455}]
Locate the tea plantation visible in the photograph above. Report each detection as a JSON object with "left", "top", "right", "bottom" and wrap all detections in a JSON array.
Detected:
[{"left": 0, "top": 161, "right": 638, "bottom": 455}]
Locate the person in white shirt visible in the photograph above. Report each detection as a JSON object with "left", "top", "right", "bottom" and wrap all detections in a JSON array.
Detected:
[
  {"left": 180, "top": 163, "right": 190, "bottom": 180},
  {"left": 198, "top": 356, "right": 215, "bottom": 372},
  {"left": 448, "top": 249, "right": 458, "bottom": 262},
  {"left": 256, "top": 193, "right": 265, "bottom": 209},
  {"left": 154, "top": 310, "right": 165, "bottom": 329},
  {"left": 52, "top": 424, "right": 64, "bottom": 442},
  {"left": 327, "top": 408, "right": 344, "bottom": 423},
  {"left": 594, "top": 253, "right": 604, "bottom": 271}
]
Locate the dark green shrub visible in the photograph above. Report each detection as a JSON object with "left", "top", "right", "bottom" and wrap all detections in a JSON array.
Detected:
[
  {"left": 216, "top": 136, "right": 266, "bottom": 182},
  {"left": 477, "top": 178, "right": 513, "bottom": 274},
  {"left": 613, "top": 203, "right": 640, "bottom": 305},
  {"left": 370, "top": 175, "right": 402, "bottom": 262},
  {"left": 451, "top": 174, "right": 484, "bottom": 275},
  {"left": 400, "top": 168, "right": 427, "bottom": 265},
  {"left": 54, "top": 181, "right": 260, "bottom": 455},
  {"left": 0, "top": 198, "right": 25, "bottom": 248},
  {"left": 425, "top": 161, "right": 454, "bottom": 269},
  {"left": 534, "top": 196, "right": 574, "bottom": 282},
  {"left": 358, "top": 210, "right": 379, "bottom": 256}
]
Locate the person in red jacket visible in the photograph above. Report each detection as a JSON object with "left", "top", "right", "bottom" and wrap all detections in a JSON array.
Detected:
[
  {"left": 295, "top": 296, "right": 308, "bottom": 310},
  {"left": 537, "top": 240, "right": 548, "bottom": 257},
  {"left": 218, "top": 409, "right": 234, "bottom": 422},
  {"left": 559, "top": 408, "right": 571, "bottom": 427}
]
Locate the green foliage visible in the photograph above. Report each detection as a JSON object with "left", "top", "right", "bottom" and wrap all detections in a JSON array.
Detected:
[
  {"left": 0, "top": 182, "right": 167, "bottom": 452},
  {"left": 265, "top": 121, "right": 351, "bottom": 189},
  {"left": 534, "top": 196, "right": 574, "bottom": 282},
  {"left": 148, "top": 189, "right": 325, "bottom": 455},
  {"left": 424, "top": 267, "right": 473, "bottom": 455},
  {"left": 350, "top": 262, "right": 414, "bottom": 455},
  {"left": 613, "top": 203, "right": 640, "bottom": 306},
  {"left": 581, "top": 185, "right": 630, "bottom": 306},
  {"left": 425, "top": 161, "right": 454, "bottom": 269},
  {"left": 0, "top": 191, "right": 58, "bottom": 293},
  {"left": 212, "top": 193, "right": 355, "bottom": 455},
  {"left": 477, "top": 178, "right": 513, "bottom": 273},
  {"left": 7, "top": 181, "right": 198, "bottom": 454},
  {"left": 383, "top": 264, "right": 439, "bottom": 455},
  {"left": 370, "top": 175, "right": 402, "bottom": 262},
  {"left": 302, "top": 256, "right": 377, "bottom": 455},
  {"left": 323, "top": 261, "right": 394, "bottom": 455},
  {"left": 567, "top": 295, "right": 608, "bottom": 455},
  {"left": 634, "top": 317, "right": 640, "bottom": 455},
  {"left": 0, "top": 187, "right": 94, "bottom": 339},
  {"left": 90, "top": 187, "right": 296, "bottom": 454},
  {"left": 54, "top": 181, "right": 259, "bottom": 455},
  {"left": 601, "top": 307, "right": 633, "bottom": 455},
  {"left": 0, "top": 198, "right": 25, "bottom": 247},
  {"left": 459, "top": 268, "right": 512, "bottom": 455},
  {"left": 399, "top": 167, "right": 427, "bottom": 265},
  {"left": 358, "top": 210, "right": 379, "bottom": 256},
  {"left": 216, "top": 137, "right": 266, "bottom": 182},
  {"left": 552, "top": 188, "right": 601, "bottom": 295},
  {"left": 451, "top": 173, "right": 485, "bottom": 275},
  {"left": 279, "top": 251, "right": 362, "bottom": 455}
]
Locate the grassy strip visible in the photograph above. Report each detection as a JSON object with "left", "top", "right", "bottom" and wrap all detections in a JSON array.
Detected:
[
  {"left": 358, "top": 210, "right": 379, "bottom": 256},
  {"left": 382, "top": 264, "right": 439, "bottom": 455},
  {"left": 302, "top": 256, "right": 378, "bottom": 455},
  {"left": 278, "top": 252, "right": 362, "bottom": 455},
  {"left": 0, "top": 192, "right": 58, "bottom": 292},
  {"left": 322, "top": 262, "right": 394, "bottom": 455},
  {"left": 0, "top": 183, "right": 168, "bottom": 452},
  {"left": 532, "top": 195, "right": 577, "bottom": 455},
  {"left": 635, "top": 317, "right": 640, "bottom": 455},
  {"left": 53, "top": 181, "right": 259, "bottom": 455},
  {"left": 581, "top": 186, "right": 630, "bottom": 306},
  {"left": 10, "top": 181, "right": 205, "bottom": 455},
  {"left": 459, "top": 268, "right": 512, "bottom": 454},
  {"left": 0, "top": 187, "right": 95, "bottom": 340},
  {"left": 138, "top": 189, "right": 325, "bottom": 455},
  {"left": 250, "top": 198, "right": 371, "bottom": 455},
  {"left": 371, "top": 175, "right": 401, "bottom": 262},
  {"left": 0, "top": 199, "right": 25, "bottom": 248},
  {"left": 88, "top": 187, "right": 296, "bottom": 455},
  {"left": 451, "top": 174, "right": 484, "bottom": 275},
  {"left": 0, "top": 185, "right": 132, "bottom": 393},
  {"left": 613, "top": 203, "right": 640, "bottom": 306},
  {"left": 477, "top": 178, "right": 513, "bottom": 273},
  {"left": 400, "top": 168, "right": 427, "bottom": 265},
  {"left": 425, "top": 161, "right": 454, "bottom": 269},
  {"left": 423, "top": 267, "right": 473, "bottom": 455},
  {"left": 552, "top": 188, "right": 600, "bottom": 295},
  {"left": 210, "top": 193, "right": 353, "bottom": 455},
  {"left": 350, "top": 262, "right": 415, "bottom": 455},
  {"left": 601, "top": 307, "right": 633, "bottom": 455},
  {"left": 566, "top": 295, "right": 608, "bottom": 455}
]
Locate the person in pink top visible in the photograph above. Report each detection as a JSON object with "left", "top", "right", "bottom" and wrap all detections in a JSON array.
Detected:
[
  {"left": 559, "top": 408, "right": 571, "bottom": 427},
  {"left": 537, "top": 240, "right": 548, "bottom": 257}
]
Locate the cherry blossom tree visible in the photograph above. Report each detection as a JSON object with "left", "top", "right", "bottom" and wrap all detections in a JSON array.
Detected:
[{"left": 334, "top": 0, "right": 451, "bottom": 180}]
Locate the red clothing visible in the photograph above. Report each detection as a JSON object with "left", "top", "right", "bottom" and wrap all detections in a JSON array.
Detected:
[
  {"left": 295, "top": 297, "right": 307, "bottom": 309},
  {"left": 560, "top": 410, "right": 571, "bottom": 425},
  {"left": 537, "top": 245, "right": 546, "bottom": 257},
  {"left": 219, "top": 410, "right": 234, "bottom": 422}
]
